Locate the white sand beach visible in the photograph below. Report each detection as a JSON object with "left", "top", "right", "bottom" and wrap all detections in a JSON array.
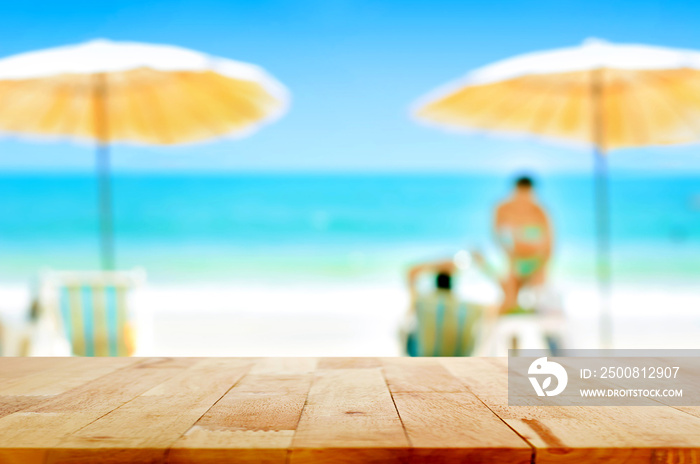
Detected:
[{"left": 1, "top": 279, "right": 698, "bottom": 356}]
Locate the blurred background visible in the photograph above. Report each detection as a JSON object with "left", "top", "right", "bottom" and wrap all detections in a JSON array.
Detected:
[{"left": 0, "top": 0, "right": 698, "bottom": 356}]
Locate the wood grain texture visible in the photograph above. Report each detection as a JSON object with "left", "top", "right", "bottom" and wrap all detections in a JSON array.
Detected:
[
  {"left": 290, "top": 366, "right": 410, "bottom": 463},
  {"left": 392, "top": 391, "right": 532, "bottom": 464},
  {"left": 0, "top": 357, "right": 139, "bottom": 396},
  {"left": 0, "top": 357, "right": 698, "bottom": 464},
  {"left": 0, "top": 358, "right": 194, "bottom": 464},
  {"left": 48, "top": 358, "right": 254, "bottom": 463},
  {"left": 0, "top": 357, "right": 77, "bottom": 381},
  {"left": 170, "top": 358, "right": 313, "bottom": 464},
  {"left": 442, "top": 358, "right": 700, "bottom": 463},
  {"left": 382, "top": 357, "right": 467, "bottom": 393}
]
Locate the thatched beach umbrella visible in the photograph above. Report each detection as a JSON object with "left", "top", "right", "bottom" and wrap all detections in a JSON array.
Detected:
[
  {"left": 414, "top": 39, "right": 700, "bottom": 348},
  {"left": 0, "top": 39, "right": 289, "bottom": 270}
]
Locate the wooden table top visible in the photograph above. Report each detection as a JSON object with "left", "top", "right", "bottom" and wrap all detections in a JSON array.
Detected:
[{"left": 1, "top": 357, "right": 699, "bottom": 463}]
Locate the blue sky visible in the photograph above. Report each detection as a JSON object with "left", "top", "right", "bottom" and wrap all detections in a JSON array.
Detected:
[{"left": 2, "top": 0, "right": 700, "bottom": 173}]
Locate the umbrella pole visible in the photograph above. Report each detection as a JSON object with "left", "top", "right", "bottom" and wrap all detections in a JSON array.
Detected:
[
  {"left": 594, "top": 148, "right": 612, "bottom": 349},
  {"left": 591, "top": 68, "right": 612, "bottom": 349},
  {"left": 97, "top": 143, "right": 115, "bottom": 270},
  {"left": 93, "top": 73, "right": 115, "bottom": 270}
]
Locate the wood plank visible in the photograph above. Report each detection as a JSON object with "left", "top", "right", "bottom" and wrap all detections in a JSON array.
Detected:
[
  {"left": 502, "top": 406, "right": 700, "bottom": 463},
  {"left": 0, "top": 357, "right": 141, "bottom": 396},
  {"left": 169, "top": 428, "right": 294, "bottom": 464},
  {"left": 47, "top": 358, "right": 254, "bottom": 464},
  {"left": 169, "top": 358, "right": 314, "bottom": 464},
  {"left": 0, "top": 358, "right": 142, "bottom": 427},
  {"left": 673, "top": 406, "right": 700, "bottom": 420},
  {"left": 248, "top": 357, "right": 317, "bottom": 375},
  {"left": 0, "top": 396, "right": 44, "bottom": 419},
  {"left": 442, "top": 358, "right": 700, "bottom": 463},
  {"left": 0, "top": 358, "right": 196, "bottom": 464},
  {"left": 393, "top": 391, "right": 532, "bottom": 464},
  {"left": 26, "top": 357, "right": 197, "bottom": 414},
  {"left": 0, "top": 358, "right": 133, "bottom": 421},
  {"left": 179, "top": 372, "right": 311, "bottom": 432},
  {"left": 382, "top": 357, "right": 467, "bottom": 393},
  {"left": 440, "top": 357, "right": 510, "bottom": 401},
  {"left": 1, "top": 357, "right": 699, "bottom": 463},
  {"left": 317, "top": 357, "right": 381, "bottom": 369},
  {"left": 0, "top": 357, "right": 79, "bottom": 383},
  {"left": 290, "top": 367, "right": 409, "bottom": 463},
  {"left": 0, "top": 412, "right": 102, "bottom": 464}
]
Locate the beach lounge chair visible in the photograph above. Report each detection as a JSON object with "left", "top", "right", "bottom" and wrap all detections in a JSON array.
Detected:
[
  {"left": 26, "top": 269, "right": 146, "bottom": 356},
  {"left": 474, "top": 285, "right": 567, "bottom": 356},
  {"left": 407, "top": 291, "right": 483, "bottom": 357}
]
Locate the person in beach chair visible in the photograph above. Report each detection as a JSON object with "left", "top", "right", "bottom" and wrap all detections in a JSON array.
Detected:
[
  {"left": 494, "top": 175, "right": 553, "bottom": 315},
  {"left": 403, "top": 259, "right": 483, "bottom": 357}
]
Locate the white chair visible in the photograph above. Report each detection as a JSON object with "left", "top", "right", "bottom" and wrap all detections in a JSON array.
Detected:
[
  {"left": 475, "top": 285, "right": 567, "bottom": 356},
  {"left": 475, "top": 314, "right": 549, "bottom": 356}
]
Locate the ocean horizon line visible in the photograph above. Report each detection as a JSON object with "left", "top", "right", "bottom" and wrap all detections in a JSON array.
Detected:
[{"left": 0, "top": 169, "right": 699, "bottom": 178}]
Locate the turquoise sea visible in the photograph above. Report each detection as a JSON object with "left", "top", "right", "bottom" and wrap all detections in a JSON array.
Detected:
[{"left": 0, "top": 173, "right": 698, "bottom": 284}]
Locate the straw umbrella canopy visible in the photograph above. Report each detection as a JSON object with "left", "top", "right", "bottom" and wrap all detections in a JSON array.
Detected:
[
  {"left": 413, "top": 39, "right": 700, "bottom": 348},
  {"left": 0, "top": 39, "right": 289, "bottom": 270}
]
